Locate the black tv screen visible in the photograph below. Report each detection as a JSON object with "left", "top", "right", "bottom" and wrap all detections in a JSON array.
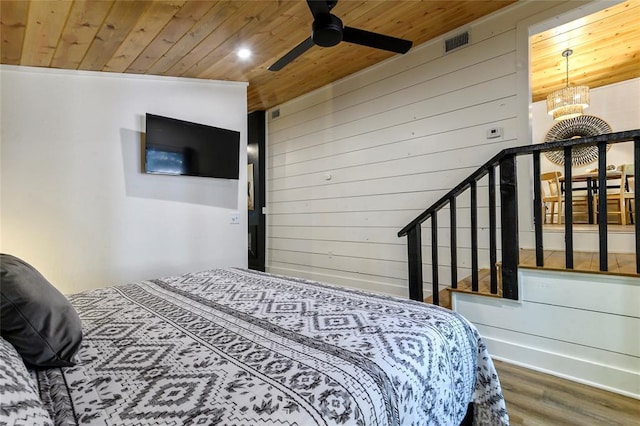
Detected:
[{"left": 144, "top": 113, "right": 240, "bottom": 179}]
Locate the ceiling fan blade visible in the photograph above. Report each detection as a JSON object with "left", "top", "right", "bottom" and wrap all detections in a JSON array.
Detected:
[
  {"left": 268, "top": 37, "right": 315, "bottom": 71},
  {"left": 343, "top": 26, "right": 412, "bottom": 54},
  {"left": 306, "top": 0, "right": 331, "bottom": 18}
]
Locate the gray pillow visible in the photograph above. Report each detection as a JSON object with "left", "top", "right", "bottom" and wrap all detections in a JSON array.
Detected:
[
  {"left": 0, "top": 254, "right": 82, "bottom": 367},
  {"left": 0, "top": 336, "right": 53, "bottom": 425}
]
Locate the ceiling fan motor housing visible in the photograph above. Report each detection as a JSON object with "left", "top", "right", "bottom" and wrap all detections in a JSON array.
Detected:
[
  {"left": 268, "top": 0, "right": 413, "bottom": 71},
  {"left": 312, "top": 14, "right": 343, "bottom": 47}
]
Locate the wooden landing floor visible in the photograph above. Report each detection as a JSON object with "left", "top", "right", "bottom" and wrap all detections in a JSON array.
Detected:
[
  {"left": 495, "top": 360, "right": 639, "bottom": 425},
  {"left": 426, "top": 249, "right": 638, "bottom": 308},
  {"left": 519, "top": 248, "right": 638, "bottom": 276}
]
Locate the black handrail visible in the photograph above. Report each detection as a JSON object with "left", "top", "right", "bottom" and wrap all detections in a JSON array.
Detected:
[
  {"left": 398, "top": 129, "right": 640, "bottom": 304},
  {"left": 398, "top": 130, "right": 640, "bottom": 237}
]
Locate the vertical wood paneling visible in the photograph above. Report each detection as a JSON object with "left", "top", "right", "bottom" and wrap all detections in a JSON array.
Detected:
[
  {"left": 79, "top": 1, "right": 151, "bottom": 71},
  {"left": 167, "top": 2, "right": 270, "bottom": 77},
  {"left": 50, "top": 0, "right": 114, "bottom": 69},
  {"left": 125, "top": 1, "right": 216, "bottom": 74},
  {"left": 105, "top": 1, "right": 186, "bottom": 73},
  {"left": 145, "top": 1, "right": 239, "bottom": 75},
  {"left": 192, "top": 1, "right": 313, "bottom": 80},
  {"left": 181, "top": 2, "right": 283, "bottom": 78},
  {"left": 3, "top": 0, "right": 633, "bottom": 112},
  {"left": 1, "top": 0, "right": 29, "bottom": 64},
  {"left": 265, "top": 3, "right": 551, "bottom": 295},
  {"left": 20, "top": 0, "right": 73, "bottom": 66}
]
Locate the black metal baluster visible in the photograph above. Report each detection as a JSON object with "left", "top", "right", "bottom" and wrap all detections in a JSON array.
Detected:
[
  {"left": 564, "top": 146, "right": 574, "bottom": 269},
  {"left": 397, "top": 130, "right": 640, "bottom": 304},
  {"left": 635, "top": 137, "right": 640, "bottom": 273},
  {"left": 431, "top": 213, "right": 439, "bottom": 305},
  {"left": 470, "top": 181, "right": 478, "bottom": 292},
  {"left": 597, "top": 143, "right": 608, "bottom": 271},
  {"left": 407, "top": 224, "right": 423, "bottom": 302},
  {"left": 533, "top": 151, "right": 543, "bottom": 266},
  {"left": 488, "top": 167, "right": 497, "bottom": 294},
  {"left": 450, "top": 197, "right": 458, "bottom": 289}
]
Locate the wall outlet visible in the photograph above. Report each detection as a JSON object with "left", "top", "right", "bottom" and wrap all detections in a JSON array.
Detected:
[{"left": 229, "top": 213, "right": 240, "bottom": 224}]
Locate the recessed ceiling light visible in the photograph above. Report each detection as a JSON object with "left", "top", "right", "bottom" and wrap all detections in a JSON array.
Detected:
[{"left": 237, "top": 48, "right": 251, "bottom": 59}]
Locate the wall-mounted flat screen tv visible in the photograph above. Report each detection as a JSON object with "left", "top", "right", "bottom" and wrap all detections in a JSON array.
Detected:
[{"left": 144, "top": 113, "right": 240, "bottom": 180}]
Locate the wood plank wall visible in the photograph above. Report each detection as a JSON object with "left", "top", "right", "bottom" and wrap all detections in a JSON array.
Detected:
[{"left": 265, "top": 2, "right": 577, "bottom": 297}]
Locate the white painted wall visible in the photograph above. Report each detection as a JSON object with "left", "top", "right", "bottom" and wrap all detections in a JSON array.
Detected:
[
  {"left": 533, "top": 77, "right": 640, "bottom": 174},
  {"left": 453, "top": 269, "right": 640, "bottom": 399},
  {"left": 0, "top": 66, "right": 248, "bottom": 294},
  {"left": 265, "top": 1, "right": 597, "bottom": 298}
]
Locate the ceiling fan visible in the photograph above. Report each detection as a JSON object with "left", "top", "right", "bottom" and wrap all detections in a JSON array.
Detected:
[{"left": 268, "top": 0, "right": 413, "bottom": 71}]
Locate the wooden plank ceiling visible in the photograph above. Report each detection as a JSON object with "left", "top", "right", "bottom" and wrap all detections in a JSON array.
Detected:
[
  {"left": 1, "top": 0, "right": 514, "bottom": 112},
  {"left": 531, "top": 0, "right": 640, "bottom": 103},
  {"left": 2, "top": 0, "right": 638, "bottom": 112}
]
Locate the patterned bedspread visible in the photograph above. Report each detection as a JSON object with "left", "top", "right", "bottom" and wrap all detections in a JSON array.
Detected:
[{"left": 34, "top": 268, "right": 508, "bottom": 425}]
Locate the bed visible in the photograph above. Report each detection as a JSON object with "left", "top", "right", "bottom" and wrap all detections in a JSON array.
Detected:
[{"left": 1, "top": 256, "right": 509, "bottom": 426}]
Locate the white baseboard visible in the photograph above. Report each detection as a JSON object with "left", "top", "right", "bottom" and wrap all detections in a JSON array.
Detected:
[
  {"left": 484, "top": 335, "right": 640, "bottom": 400},
  {"left": 453, "top": 268, "right": 639, "bottom": 400}
]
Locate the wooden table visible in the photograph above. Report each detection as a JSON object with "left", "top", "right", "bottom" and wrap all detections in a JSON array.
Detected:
[{"left": 559, "top": 171, "right": 623, "bottom": 224}]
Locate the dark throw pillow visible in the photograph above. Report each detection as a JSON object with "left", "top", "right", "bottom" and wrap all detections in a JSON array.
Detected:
[{"left": 0, "top": 254, "right": 82, "bottom": 368}]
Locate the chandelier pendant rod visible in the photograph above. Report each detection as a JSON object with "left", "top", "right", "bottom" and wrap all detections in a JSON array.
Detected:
[{"left": 563, "top": 48, "right": 573, "bottom": 88}]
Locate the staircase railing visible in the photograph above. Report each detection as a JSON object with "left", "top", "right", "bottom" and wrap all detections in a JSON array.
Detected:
[{"left": 398, "top": 130, "right": 640, "bottom": 304}]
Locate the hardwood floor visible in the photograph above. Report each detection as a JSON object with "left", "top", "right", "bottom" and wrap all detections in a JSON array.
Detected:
[
  {"left": 519, "top": 248, "right": 638, "bottom": 276},
  {"left": 425, "top": 241, "right": 640, "bottom": 423},
  {"left": 494, "top": 360, "right": 640, "bottom": 425},
  {"left": 425, "top": 247, "right": 639, "bottom": 422}
]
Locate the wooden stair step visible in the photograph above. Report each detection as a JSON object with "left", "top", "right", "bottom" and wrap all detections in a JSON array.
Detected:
[
  {"left": 426, "top": 249, "right": 638, "bottom": 309},
  {"left": 425, "top": 268, "right": 502, "bottom": 309}
]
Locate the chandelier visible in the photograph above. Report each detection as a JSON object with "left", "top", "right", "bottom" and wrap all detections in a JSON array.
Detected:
[{"left": 546, "top": 49, "right": 590, "bottom": 121}]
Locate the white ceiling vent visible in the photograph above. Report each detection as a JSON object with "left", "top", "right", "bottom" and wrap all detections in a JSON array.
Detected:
[
  {"left": 443, "top": 31, "right": 470, "bottom": 54},
  {"left": 270, "top": 109, "right": 280, "bottom": 120}
]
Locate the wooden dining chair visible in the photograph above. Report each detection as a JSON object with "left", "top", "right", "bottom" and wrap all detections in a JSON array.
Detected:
[
  {"left": 541, "top": 171, "right": 563, "bottom": 224},
  {"left": 541, "top": 171, "right": 592, "bottom": 224},
  {"left": 594, "top": 164, "right": 634, "bottom": 225},
  {"left": 620, "top": 164, "right": 635, "bottom": 224}
]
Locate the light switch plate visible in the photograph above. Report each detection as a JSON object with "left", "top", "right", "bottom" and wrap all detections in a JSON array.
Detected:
[{"left": 486, "top": 127, "right": 503, "bottom": 139}]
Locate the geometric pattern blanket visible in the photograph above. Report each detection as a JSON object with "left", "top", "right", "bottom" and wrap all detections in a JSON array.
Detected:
[{"left": 34, "top": 268, "right": 509, "bottom": 425}]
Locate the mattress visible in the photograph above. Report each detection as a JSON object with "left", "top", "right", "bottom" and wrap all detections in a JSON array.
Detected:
[{"left": 33, "top": 268, "right": 509, "bottom": 425}]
